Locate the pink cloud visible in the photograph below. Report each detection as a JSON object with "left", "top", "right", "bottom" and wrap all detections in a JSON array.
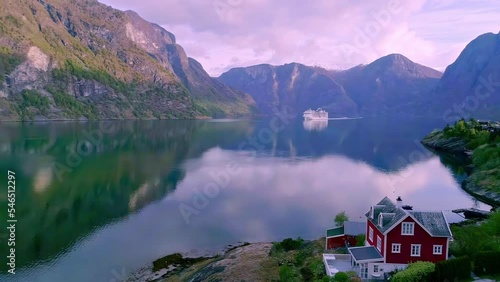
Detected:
[{"left": 100, "top": 0, "right": 500, "bottom": 75}]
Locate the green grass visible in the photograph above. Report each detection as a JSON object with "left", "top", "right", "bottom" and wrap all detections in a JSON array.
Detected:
[
  {"left": 57, "top": 60, "right": 130, "bottom": 94},
  {"left": 47, "top": 86, "right": 97, "bottom": 119},
  {"left": 268, "top": 238, "right": 358, "bottom": 282},
  {"left": 440, "top": 119, "right": 500, "bottom": 193},
  {"left": 0, "top": 48, "right": 22, "bottom": 83},
  {"left": 11, "top": 89, "right": 50, "bottom": 119},
  {"left": 450, "top": 212, "right": 500, "bottom": 261}
]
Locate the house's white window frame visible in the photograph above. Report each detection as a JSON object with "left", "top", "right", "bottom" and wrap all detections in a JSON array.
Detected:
[
  {"left": 411, "top": 244, "right": 421, "bottom": 257},
  {"left": 402, "top": 222, "right": 415, "bottom": 235},
  {"left": 374, "top": 265, "right": 379, "bottom": 273},
  {"left": 433, "top": 245, "right": 443, "bottom": 255},
  {"left": 376, "top": 236, "right": 382, "bottom": 252},
  {"left": 369, "top": 226, "right": 374, "bottom": 242},
  {"left": 392, "top": 243, "right": 401, "bottom": 253}
]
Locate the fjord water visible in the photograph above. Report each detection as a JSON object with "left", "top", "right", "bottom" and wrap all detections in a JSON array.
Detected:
[{"left": 0, "top": 118, "right": 489, "bottom": 281}]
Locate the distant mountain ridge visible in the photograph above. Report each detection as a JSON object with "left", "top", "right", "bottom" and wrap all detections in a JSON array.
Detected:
[
  {"left": 218, "top": 62, "right": 358, "bottom": 116},
  {"left": 218, "top": 54, "right": 442, "bottom": 117},
  {"left": 0, "top": 0, "right": 498, "bottom": 121}
]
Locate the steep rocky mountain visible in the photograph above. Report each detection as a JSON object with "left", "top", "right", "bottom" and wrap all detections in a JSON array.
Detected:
[
  {"left": 218, "top": 63, "right": 358, "bottom": 117},
  {"left": 218, "top": 55, "right": 442, "bottom": 117},
  {"left": 332, "top": 54, "right": 442, "bottom": 116},
  {"left": 425, "top": 32, "right": 500, "bottom": 120},
  {"left": 0, "top": 0, "right": 257, "bottom": 120}
]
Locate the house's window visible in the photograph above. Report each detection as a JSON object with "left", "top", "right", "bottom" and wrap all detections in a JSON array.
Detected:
[
  {"left": 402, "top": 222, "right": 414, "bottom": 235},
  {"left": 411, "top": 244, "right": 421, "bottom": 257},
  {"left": 374, "top": 265, "right": 379, "bottom": 273},
  {"left": 392, "top": 243, "right": 401, "bottom": 253},
  {"left": 369, "top": 227, "right": 373, "bottom": 242},
  {"left": 376, "top": 236, "right": 382, "bottom": 252},
  {"left": 433, "top": 245, "right": 443, "bottom": 255}
]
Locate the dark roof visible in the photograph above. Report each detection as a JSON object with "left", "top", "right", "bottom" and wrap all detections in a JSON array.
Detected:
[
  {"left": 409, "top": 211, "right": 452, "bottom": 237},
  {"left": 365, "top": 196, "right": 407, "bottom": 233},
  {"left": 366, "top": 197, "right": 453, "bottom": 238},
  {"left": 326, "top": 226, "right": 344, "bottom": 237},
  {"left": 344, "top": 221, "right": 366, "bottom": 236},
  {"left": 381, "top": 213, "right": 396, "bottom": 226},
  {"left": 348, "top": 246, "right": 384, "bottom": 262}
]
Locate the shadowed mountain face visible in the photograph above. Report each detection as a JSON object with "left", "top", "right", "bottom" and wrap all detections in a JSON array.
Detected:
[
  {"left": 424, "top": 32, "right": 500, "bottom": 121},
  {"left": 0, "top": 0, "right": 257, "bottom": 120},
  {"left": 218, "top": 55, "right": 442, "bottom": 117},
  {"left": 218, "top": 63, "right": 358, "bottom": 117},
  {"left": 333, "top": 54, "right": 442, "bottom": 116}
]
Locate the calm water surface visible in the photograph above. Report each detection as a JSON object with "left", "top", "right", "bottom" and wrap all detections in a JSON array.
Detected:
[{"left": 0, "top": 117, "right": 489, "bottom": 281}]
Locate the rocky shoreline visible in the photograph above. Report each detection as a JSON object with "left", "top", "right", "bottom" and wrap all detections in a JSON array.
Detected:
[
  {"left": 421, "top": 131, "right": 500, "bottom": 207},
  {"left": 126, "top": 242, "right": 277, "bottom": 282},
  {"left": 128, "top": 237, "right": 332, "bottom": 282}
]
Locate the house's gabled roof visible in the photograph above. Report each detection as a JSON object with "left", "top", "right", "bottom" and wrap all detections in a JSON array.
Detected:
[
  {"left": 344, "top": 221, "right": 366, "bottom": 236},
  {"left": 365, "top": 196, "right": 407, "bottom": 233},
  {"left": 366, "top": 196, "right": 453, "bottom": 238},
  {"left": 408, "top": 211, "right": 452, "bottom": 238}
]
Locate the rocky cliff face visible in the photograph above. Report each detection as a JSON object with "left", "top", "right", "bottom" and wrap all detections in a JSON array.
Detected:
[
  {"left": 218, "top": 55, "right": 442, "bottom": 117},
  {"left": 0, "top": 0, "right": 256, "bottom": 120},
  {"left": 426, "top": 32, "right": 500, "bottom": 120}
]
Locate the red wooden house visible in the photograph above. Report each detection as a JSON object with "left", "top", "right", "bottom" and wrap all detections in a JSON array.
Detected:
[{"left": 347, "top": 196, "right": 453, "bottom": 279}]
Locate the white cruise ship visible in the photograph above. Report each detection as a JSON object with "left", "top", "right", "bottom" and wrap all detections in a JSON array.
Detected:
[{"left": 303, "top": 108, "right": 328, "bottom": 120}]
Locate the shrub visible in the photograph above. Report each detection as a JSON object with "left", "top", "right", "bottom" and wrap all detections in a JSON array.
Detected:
[
  {"left": 0, "top": 51, "right": 22, "bottom": 82},
  {"left": 300, "top": 266, "right": 314, "bottom": 281},
  {"left": 334, "top": 211, "right": 349, "bottom": 227},
  {"left": 47, "top": 87, "right": 96, "bottom": 118},
  {"left": 11, "top": 89, "right": 51, "bottom": 118},
  {"left": 295, "top": 249, "right": 311, "bottom": 266},
  {"left": 434, "top": 256, "right": 471, "bottom": 281},
  {"left": 63, "top": 60, "right": 129, "bottom": 93},
  {"left": 279, "top": 265, "right": 298, "bottom": 281},
  {"left": 277, "top": 237, "right": 304, "bottom": 252},
  {"left": 355, "top": 234, "right": 365, "bottom": 246},
  {"left": 152, "top": 253, "right": 210, "bottom": 272},
  {"left": 303, "top": 258, "right": 327, "bottom": 280},
  {"left": 391, "top": 261, "right": 435, "bottom": 282},
  {"left": 473, "top": 251, "right": 500, "bottom": 275},
  {"left": 333, "top": 271, "right": 349, "bottom": 282}
]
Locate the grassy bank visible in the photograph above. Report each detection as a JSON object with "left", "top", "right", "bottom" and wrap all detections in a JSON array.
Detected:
[
  {"left": 423, "top": 119, "right": 500, "bottom": 279},
  {"left": 422, "top": 119, "right": 500, "bottom": 205}
]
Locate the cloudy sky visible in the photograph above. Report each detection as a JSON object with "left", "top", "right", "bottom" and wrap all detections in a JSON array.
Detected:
[{"left": 100, "top": 0, "right": 500, "bottom": 76}]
